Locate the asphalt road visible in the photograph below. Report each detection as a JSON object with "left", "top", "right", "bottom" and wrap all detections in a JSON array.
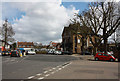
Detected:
[{"left": 2, "top": 54, "right": 78, "bottom": 79}]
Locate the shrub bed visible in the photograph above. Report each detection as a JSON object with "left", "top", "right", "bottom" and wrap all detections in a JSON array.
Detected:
[{"left": 36, "top": 51, "right": 47, "bottom": 54}]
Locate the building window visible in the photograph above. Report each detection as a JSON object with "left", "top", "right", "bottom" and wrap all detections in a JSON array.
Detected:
[
  {"left": 78, "top": 39, "right": 80, "bottom": 43},
  {"left": 89, "top": 41, "right": 92, "bottom": 44}
]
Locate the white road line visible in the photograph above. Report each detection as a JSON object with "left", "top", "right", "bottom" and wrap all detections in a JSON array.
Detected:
[
  {"left": 62, "top": 66, "right": 65, "bottom": 68},
  {"left": 28, "top": 76, "right": 34, "bottom": 79},
  {"left": 36, "top": 73, "right": 41, "bottom": 76},
  {"left": 44, "top": 71, "right": 48, "bottom": 73},
  {"left": 52, "top": 68, "right": 56, "bottom": 70},
  {"left": 45, "top": 74, "right": 50, "bottom": 77},
  {"left": 57, "top": 65, "right": 60, "bottom": 67},
  {"left": 49, "top": 69, "right": 52, "bottom": 71},
  {"left": 38, "top": 77, "right": 44, "bottom": 80},
  {"left": 58, "top": 68, "right": 62, "bottom": 70}
]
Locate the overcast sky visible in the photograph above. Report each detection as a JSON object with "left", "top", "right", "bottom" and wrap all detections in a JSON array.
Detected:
[{"left": 1, "top": 0, "right": 120, "bottom": 45}]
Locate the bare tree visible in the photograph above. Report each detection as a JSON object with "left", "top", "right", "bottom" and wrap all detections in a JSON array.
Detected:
[
  {"left": 1, "top": 19, "right": 15, "bottom": 50},
  {"left": 77, "top": 1, "right": 120, "bottom": 54}
]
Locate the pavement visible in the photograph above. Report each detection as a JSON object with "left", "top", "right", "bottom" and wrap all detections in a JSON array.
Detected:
[{"left": 46, "top": 59, "right": 118, "bottom": 79}]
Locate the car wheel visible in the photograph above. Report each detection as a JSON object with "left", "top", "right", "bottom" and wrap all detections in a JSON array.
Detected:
[
  {"left": 95, "top": 57, "right": 99, "bottom": 61},
  {"left": 110, "top": 58, "right": 114, "bottom": 62}
]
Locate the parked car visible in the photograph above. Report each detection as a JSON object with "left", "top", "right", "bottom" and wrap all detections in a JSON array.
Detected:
[
  {"left": 26, "top": 50, "right": 36, "bottom": 55},
  {"left": 54, "top": 51, "right": 62, "bottom": 55},
  {"left": 95, "top": 53, "right": 116, "bottom": 62},
  {"left": 10, "top": 50, "right": 20, "bottom": 57},
  {"left": 2, "top": 51, "right": 11, "bottom": 56},
  {"left": 62, "top": 51, "right": 72, "bottom": 55},
  {"left": 81, "top": 51, "right": 92, "bottom": 55},
  {"left": 47, "top": 50, "right": 55, "bottom": 54},
  {"left": 0, "top": 51, "right": 1, "bottom": 55}
]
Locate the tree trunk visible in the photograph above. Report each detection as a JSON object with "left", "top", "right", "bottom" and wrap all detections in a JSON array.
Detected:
[
  {"left": 103, "top": 12, "right": 107, "bottom": 54},
  {"left": 93, "top": 46, "right": 97, "bottom": 55},
  {"left": 104, "top": 37, "right": 107, "bottom": 54}
]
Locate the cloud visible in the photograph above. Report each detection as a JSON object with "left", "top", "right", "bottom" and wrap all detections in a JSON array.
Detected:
[{"left": 5, "top": 2, "right": 79, "bottom": 44}]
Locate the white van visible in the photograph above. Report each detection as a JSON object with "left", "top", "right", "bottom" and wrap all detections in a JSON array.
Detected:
[{"left": 25, "top": 48, "right": 36, "bottom": 55}]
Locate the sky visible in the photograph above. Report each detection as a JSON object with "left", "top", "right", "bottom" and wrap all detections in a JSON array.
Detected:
[
  {"left": 1, "top": 0, "right": 119, "bottom": 44},
  {"left": 1, "top": 1, "right": 90, "bottom": 44}
]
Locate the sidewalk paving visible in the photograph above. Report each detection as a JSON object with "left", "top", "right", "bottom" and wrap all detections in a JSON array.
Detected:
[
  {"left": 72, "top": 54, "right": 94, "bottom": 60},
  {"left": 46, "top": 57, "right": 118, "bottom": 79}
]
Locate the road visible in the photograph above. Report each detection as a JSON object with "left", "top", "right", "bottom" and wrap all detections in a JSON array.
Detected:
[
  {"left": 2, "top": 54, "right": 77, "bottom": 79},
  {"left": 1, "top": 54, "right": 119, "bottom": 81}
]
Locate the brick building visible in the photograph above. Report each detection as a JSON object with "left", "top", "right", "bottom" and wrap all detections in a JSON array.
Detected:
[
  {"left": 17, "top": 42, "right": 35, "bottom": 51},
  {"left": 62, "top": 27, "right": 94, "bottom": 54},
  {"left": 49, "top": 41, "right": 62, "bottom": 51}
]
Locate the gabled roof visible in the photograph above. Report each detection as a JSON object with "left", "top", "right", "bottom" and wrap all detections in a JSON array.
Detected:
[{"left": 62, "top": 27, "right": 71, "bottom": 36}]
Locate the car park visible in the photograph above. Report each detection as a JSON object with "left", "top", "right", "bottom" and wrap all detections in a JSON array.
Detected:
[
  {"left": 10, "top": 50, "right": 20, "bottom": 57},
  {"left": 95, "top": 53, "right": 116, "bottom": 62}
]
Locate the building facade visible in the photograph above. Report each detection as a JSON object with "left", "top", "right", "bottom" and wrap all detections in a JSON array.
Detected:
[
  {"left": 62, "top": 27, "right": 94, "bottom": 54},
  {"left": 17, "top": 42, "right": 34, "bottom": 51}
]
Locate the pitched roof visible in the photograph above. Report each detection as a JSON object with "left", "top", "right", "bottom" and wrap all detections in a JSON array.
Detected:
[{"left": 17, "top": 42, "right": 34, "bottom": 46}]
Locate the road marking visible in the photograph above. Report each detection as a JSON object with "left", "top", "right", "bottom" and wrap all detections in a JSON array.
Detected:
[
  {"left": 62, "top": 66, "right": 65, "bottom": 68},
  {"left": 28, "top": 76, "right": 34, "bottom": 79},
  {"left": 38, "top": 77, "right": 44, "bottom": 80},
  {"left": 49, "top": 69, "right": 52, "bottom": 71},
  {"left": 52, "top": 68, "right": 56, "bottom": 70},
  {"left": 57, "top": 65, "right": 60, "bottom": 67},
  {"left": 58, "top": 68, "right": 62, "bottom": 70},
  {"left": 36, "top": 73, "right": 41, "bottom": 76},
  {"left": 44, "top": 71, "right": 48, "bottom": 73},
  {"left": 28, "top": 62, "right": 72, "bottom": 80},
  {"left": 45, "top": 74, "right": 50, "bottom": 77}
]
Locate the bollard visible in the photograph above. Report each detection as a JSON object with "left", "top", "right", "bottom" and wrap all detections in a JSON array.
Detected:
[
  {"left": 20, "top": 53, "right": 23, "bottom": 57},
  {"left": 24, "top": 52, "right": 26, "bottom": 56}
]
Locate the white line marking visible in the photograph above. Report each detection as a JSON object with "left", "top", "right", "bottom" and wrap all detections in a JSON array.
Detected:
[
  {"left": 44, "top": 71, "right": 48, "bottom": 73},
  {"left": 58, "top": 68, "right": 62, "bottom": 70},
  {"left": 49, "top": 69, "right": 52, "bottom": 71},
  {"left": 38, "top": 77, "right": 44, "bottom": 80},
  {"left": 36, "top": 74, "right": 41, "bottom": 76},
  {"left": 45, "top": 74, "right": 50, "bottom": 77},
  {"left": 52, "top": 68, "right": 56, "bottom": 70},
  {"left": 57, "top": 66, "right": 60, "bottom": 67},
  {"left": 28, "top": 76, "right": 34, "bottom": 79},
  {"left": 62, "top": 66, "right": 65, "bottom": 68}
]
